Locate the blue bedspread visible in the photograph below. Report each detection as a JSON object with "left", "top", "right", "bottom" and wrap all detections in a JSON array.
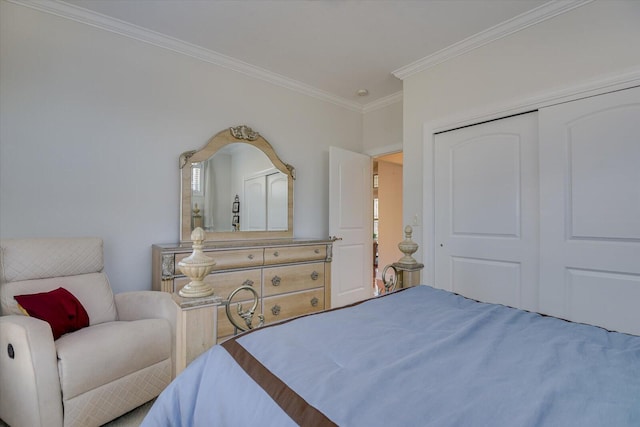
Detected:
[{"left": 142, "top": 285, "right": 640, "bottom": 426}]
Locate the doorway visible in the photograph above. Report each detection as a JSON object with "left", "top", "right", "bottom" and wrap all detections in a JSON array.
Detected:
[
  {"left": 328, "top": 147, "right": 403, "bottom": 307},
  {"left": 373, "top": 152, "right": 403, "bottom": 294}
]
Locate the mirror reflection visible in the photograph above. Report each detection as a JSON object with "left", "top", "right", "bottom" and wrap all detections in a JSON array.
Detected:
[{"left": 190, "top": 143, "right": 288, "bottom": 232}]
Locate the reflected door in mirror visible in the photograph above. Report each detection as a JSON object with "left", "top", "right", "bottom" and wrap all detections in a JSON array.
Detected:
[
  {"left": 190, "top": 143, "right": 289, "bottom": 233},
  {"left": 267, "top": 172, "right": 288, "bottom": 231},
  {"left": 243, "top": 171, "right": 288, "bottom": 231}
]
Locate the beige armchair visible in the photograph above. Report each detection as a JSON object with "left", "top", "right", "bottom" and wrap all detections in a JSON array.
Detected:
[{"left": 0, "top": 237, "right": 177, "bottom": 427}]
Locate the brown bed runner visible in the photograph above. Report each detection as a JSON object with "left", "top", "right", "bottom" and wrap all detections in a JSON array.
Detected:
[{"left": 221, "top": 338, "right": 337, "bottom": 426}]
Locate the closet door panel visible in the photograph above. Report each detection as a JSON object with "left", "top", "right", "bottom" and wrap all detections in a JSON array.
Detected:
[
  {"left": 451, "top": 257, "right": 521, "bottom": 308},
  {"left": 568, "top": 106, "right": 640, "bottom": 239},
  {"left": 435, "top": 112, "right": 539, "bottom": 311},
  {"left": 450, "top": 134, "right": 520, "bottom": 237},
  {"left": 539, "top": 85, "right": 640, "bottom": 335},
  {"left": 566, "top": 269, "right": 640, "bottom": 333}
]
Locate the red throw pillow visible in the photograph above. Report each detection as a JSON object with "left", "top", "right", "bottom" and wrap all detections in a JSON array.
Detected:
[{"left": 14, "top": 287, "right": 90, "bottom": 340}]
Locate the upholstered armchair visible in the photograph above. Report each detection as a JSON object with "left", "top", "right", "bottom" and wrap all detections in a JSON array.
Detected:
[{"left": 0, "top": 237, "right": 177, "bottom": 427}]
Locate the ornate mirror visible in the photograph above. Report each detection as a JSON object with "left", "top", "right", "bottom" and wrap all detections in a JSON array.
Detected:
[{"left": 180, "top": 125, "right": 295, "bottom": 241}]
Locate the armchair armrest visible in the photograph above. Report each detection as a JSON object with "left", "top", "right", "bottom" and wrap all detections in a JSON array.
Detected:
[
  {"left": 114, "top": 291, "right": 177, "bottom": 324},
  {"left": 0, "top": 315, "right": 63, "bottom": 427},
  {"left": 115, "top": 291, "right": 178, "bottom": 377}
]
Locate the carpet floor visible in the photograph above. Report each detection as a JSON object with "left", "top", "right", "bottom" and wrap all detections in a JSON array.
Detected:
[{"left": 0, "top": 399, "right": 154, "bottom": 427}]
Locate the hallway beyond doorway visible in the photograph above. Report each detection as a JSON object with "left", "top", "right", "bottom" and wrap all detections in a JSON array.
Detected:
[{"left": 373, "top": 151, "right": 403, "bottom": 293}]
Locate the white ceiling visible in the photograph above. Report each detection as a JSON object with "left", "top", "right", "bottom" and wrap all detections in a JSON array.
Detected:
[{"left": 56, "top": 0, "right": 564, "bottom": 109}]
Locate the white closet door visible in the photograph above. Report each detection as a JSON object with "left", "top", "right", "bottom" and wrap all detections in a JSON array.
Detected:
[
  {"left": 539, "top": 86, "right": 640, "bottom": 334},
  {"left": 435, "top": 112, "right": 539, "bottom": 311}
]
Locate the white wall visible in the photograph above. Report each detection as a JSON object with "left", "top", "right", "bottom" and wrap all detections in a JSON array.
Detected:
[
  {"left": 402, "top": 0, "right": 640, "bottom": 280},
  {"left": 363, "top": 100, "right": 403, "bottom": 154},
  {"left": 0, "top": 2, "right": 362, "bottom": 293}
]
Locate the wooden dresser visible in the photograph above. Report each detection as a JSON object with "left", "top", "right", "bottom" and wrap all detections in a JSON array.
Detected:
[{"left": 152, "top": 238, "right": 332, "bottom": 343}]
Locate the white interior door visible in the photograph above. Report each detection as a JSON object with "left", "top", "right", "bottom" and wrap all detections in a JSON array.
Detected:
[
  {"left": 329, "top": 146, "right": 373, "bottom": 308},
  {"left": 539, "top": 85, "right": 640, "bottom": 335},
  {"left": 434, "top": 112, "right": 539, "bottom": 311}
]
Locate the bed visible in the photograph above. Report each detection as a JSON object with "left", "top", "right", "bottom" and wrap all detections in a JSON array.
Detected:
[{"left": 141, "top": 284, "right": 640, "bottom": 426}]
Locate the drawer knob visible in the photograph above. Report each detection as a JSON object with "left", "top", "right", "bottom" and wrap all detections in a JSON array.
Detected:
[
  {"left": 314, "top": 248, "right": 320, "bottom": 254},
  {"left": 271, "top": 276, "right": 281, "bottom": 286},
  {"left": 271, "top": 304, "right": 281, "bottom": 316},
  {"left": 242, "top": 279, "right": 254, "bottom": 287},
  {"left": 273, "top": 251, "right": 279, "bottom": 257},
  {"left": 311, "top": 271, "right": 319, "bottom": 280},
  {"left": 248, "top": 254, "right": 254, "bottom": 260},
  {"left": 310, "top": 297, "right": 319, "bottom": 307}
]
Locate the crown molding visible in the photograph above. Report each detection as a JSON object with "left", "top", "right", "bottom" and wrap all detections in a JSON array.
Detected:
[
  {"left": 8, "top": 0, "right": 595, "bottom": 114},
  {"left": 9, "top": 0, "right": 364, "bottom": 113},
  {"left": 362, "top": 91, "right": 403, "bottom": 114},
  {"left": 393, "top": 0, "right": 594, "bottom": 80}
]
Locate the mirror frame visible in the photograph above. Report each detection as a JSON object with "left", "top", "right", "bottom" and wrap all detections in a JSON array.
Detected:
[{"left": 180, "top": 125, "right": 295, "bottom": 242}]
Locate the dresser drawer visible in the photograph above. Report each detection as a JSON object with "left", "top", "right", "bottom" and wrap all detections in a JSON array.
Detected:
[
  {"left": 263, "top": 288, "right": 324, "bottom": 323},
  {"left": 263, "top": 262, "right": 325, "bottom": 296},
  {"left": 264, "top": 245, "right": 326, "bottom": 265},
  {"left": 175, "top": 269, "right": 261, "bottom": 298},
  {"left": 176, "top": 248, "right": 263, "bottom": 272}
]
